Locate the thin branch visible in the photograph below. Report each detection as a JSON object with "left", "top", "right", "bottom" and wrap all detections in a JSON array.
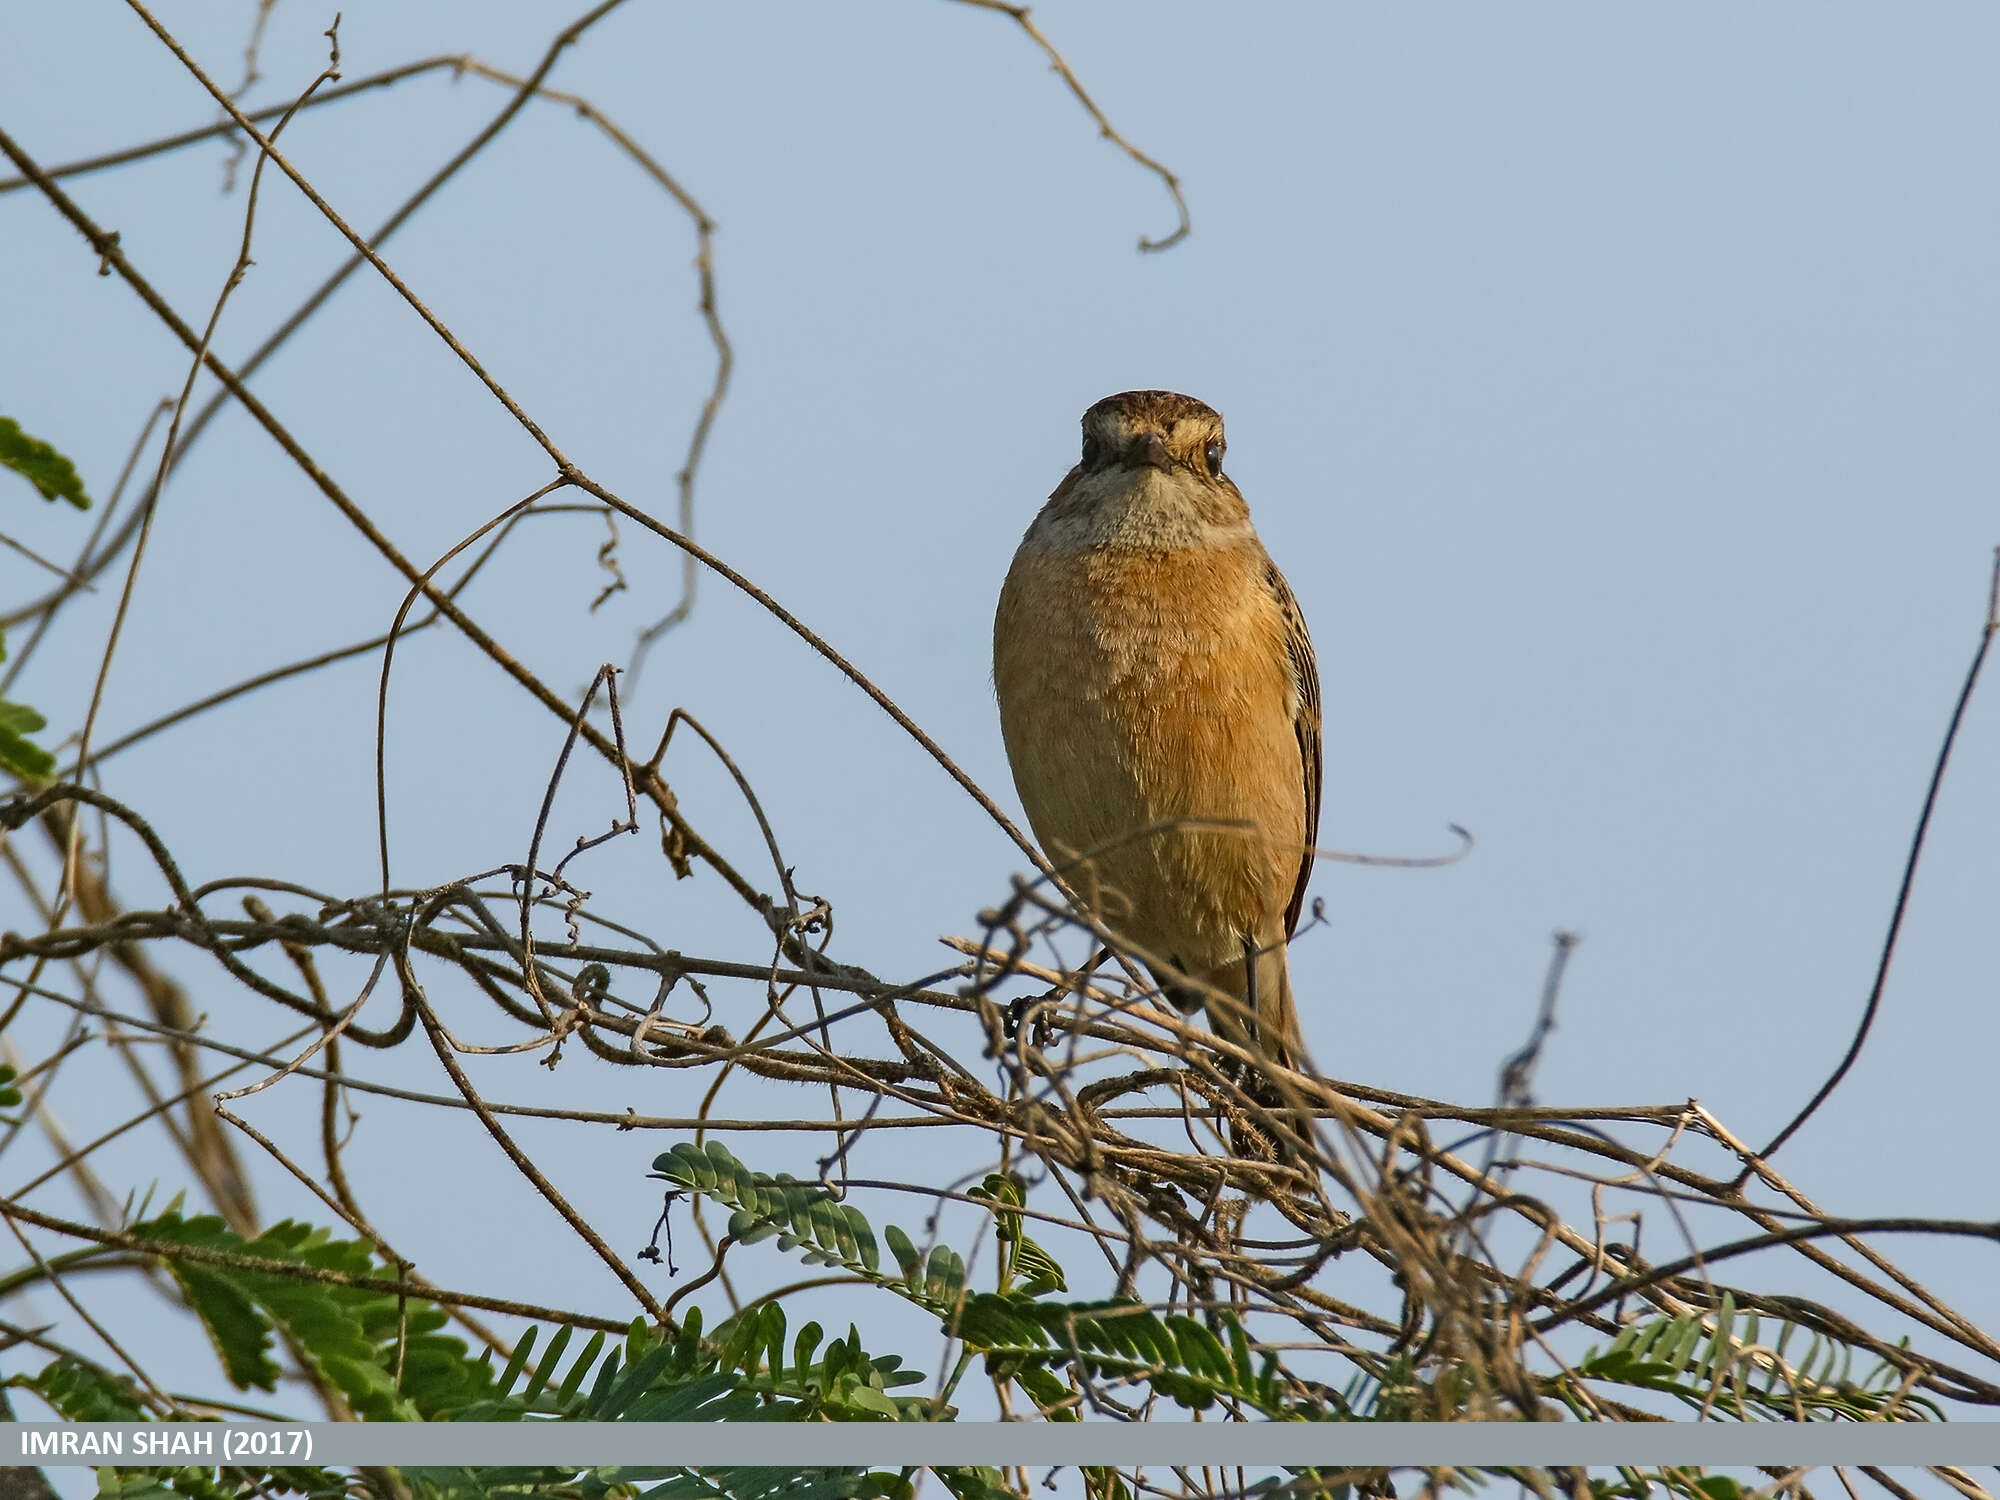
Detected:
[
  {"left": 948, "top": 0, "right": 1191, "bottom": 252},
  {"left": 0, "top": 1198, "right": 636, "bottom": 1335},
  {"left": 0, "top": 56, "right": 465, "bottom": 195},
  {"left": 1750, "top": 546, "right": 2000, "bottom": 1169}
]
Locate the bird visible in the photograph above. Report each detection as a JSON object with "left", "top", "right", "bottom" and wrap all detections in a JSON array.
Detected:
[{"left": 993, "top": 389, "right": 1322, "bottom": 1073}]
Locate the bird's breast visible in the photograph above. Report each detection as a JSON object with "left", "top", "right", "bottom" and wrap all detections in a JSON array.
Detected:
[
  {"left": 995, "top": 542, "right": 1292, "bottom": 727},
  {"left": 992, "top": 540, "right": 1304, "bottom": 951}
]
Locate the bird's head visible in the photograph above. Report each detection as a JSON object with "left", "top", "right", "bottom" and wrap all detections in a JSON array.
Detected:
[
  {"left": 1079, "top": 389, "right": 1228, "bottom": 480},
  {"left": 1024, "top": 390, "right": 1250, "bottom": 552}
]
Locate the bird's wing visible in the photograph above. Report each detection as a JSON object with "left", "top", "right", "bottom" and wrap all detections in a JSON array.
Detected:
[{"left": 1265, "top": 560, "right": 1322, "bottom": 937}]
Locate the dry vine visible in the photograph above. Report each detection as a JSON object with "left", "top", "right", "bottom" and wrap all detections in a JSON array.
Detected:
[{"left": 0, "top": 6, "right": 1994, "bottom": 1500}]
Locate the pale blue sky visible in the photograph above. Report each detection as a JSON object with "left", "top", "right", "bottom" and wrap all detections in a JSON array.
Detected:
[{"left": 3, "top": 0, "right": 1996, "bottom": 1448}]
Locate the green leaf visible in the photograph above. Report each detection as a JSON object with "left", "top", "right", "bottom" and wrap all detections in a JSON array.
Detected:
[
  {"left": 841, "top": 1204, "right": 879, "bottom": 1274},
  {"left": 729, "top": 1206, "right": 777, "bottom": 1244},
  {"left": 17, "top": 1354, "right": 149, "bottom": 1421},
  {"left": 626, "top": 1370, "right": 748, "bottom": 1423},
  {"left": 495, "top": 1324, "right": 539, "bottom": 1399},
  {"left": 557, "top": 1330, "right": 608, "bottom": 1408},
  {"left": 0, "top": 704, "right": 56, "bottom": 784},
  {"left": 884, "top": 1223, "right": 920, "bottom": 1285},
  {"left": 598, "top": 1344, "right": 676, "bottom": 1419},
  {"left": 626, "top": 1469, "right": 907, "bottom": 1500},
  {"left": 1574, "top": 1308, "right": 1941, "bottom": 1424},
  {"left": 1664, "top": 1312, "right": 1705, "bottom": 1372},
  {"left": 935, "top": 1468, "right": 1014, "bottom": 1500},
  {"left": 91, "top": 1474, "right": 178, "bottom": 1500},
  {"left": 969, "top": 1173, "right": 1024, "bottom": 1236},
  {"left": 807, "top": 1198, "right": 844, "bottom": 1260},
  {"left": 17, "top": 1357, "right": 350, "bottom": 1497},
  {"left": 840, "top": 1382, "right": 901, "bottom": 1419},
  {"left": 646, "top": 1141, "right": 1333, "bottom": 1427},
  {"left": 1008, "top": 1361, "right": 1075, "bottom": 1421},
  {"left": 1701, "top": 1292, "right": 1737, "bottom": 1380},
  {"left": 0, "top": 415, "right": 91, "bottom": 508},
  {"left": 793, "top": 1321, "right": 824, "bottom": 1384},
  {"left": 761, "top": 1303, "right": 788, "bottom": 1381},
  {"left": 1011, "top": 1234, "right": 1067, "bottom": 1297},
  {"left": 173, "top": 1261, "right": 280, "bottom": 1390},
  {"left": 588, "top": 1348, "right": 626, "bottom": 1413},
  {"left": 923, "top": 1246, "right": 965, "bottom": 1305},
  {"left": 520, "top": 1323, "right": 572, "bottom": 1406},
  {"left": 126, "top": 1210, "right": 492, "bottom": 1420}
]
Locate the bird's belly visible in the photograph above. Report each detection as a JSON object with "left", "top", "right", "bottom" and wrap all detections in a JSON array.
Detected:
[{"left": 993, "top": 546, "right": 1304, "bottom": 966}]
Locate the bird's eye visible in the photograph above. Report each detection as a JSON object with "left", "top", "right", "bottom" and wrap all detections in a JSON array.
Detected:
[
  {"left": 1081, "top": 435, "right": 1103, "bottom": 469},
  {"left": 1204, "top": 440, "right": 1225, "bottom": 477}
]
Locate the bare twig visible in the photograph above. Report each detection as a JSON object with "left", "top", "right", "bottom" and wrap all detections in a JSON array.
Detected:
[
  {"left": 948, "top": 0, "right": 1191, "bottom": 252},
  {"left": 1750, "top": 546, "right": 2000, "bottom": 1170}
]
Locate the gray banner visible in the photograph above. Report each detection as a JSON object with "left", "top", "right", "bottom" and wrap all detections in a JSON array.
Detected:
[{"left": 8, "top": 1422, "right": 2000, "bottom": 1468}]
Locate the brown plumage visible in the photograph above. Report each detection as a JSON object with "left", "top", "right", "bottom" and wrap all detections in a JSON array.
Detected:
[{"left": 993, "top": 391, "right": 1322, "bottom": 1069}]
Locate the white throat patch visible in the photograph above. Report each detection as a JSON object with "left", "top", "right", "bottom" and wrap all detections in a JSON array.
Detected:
[{"left": 1021, "top": 467, "right": 1254, "bottom": 554}]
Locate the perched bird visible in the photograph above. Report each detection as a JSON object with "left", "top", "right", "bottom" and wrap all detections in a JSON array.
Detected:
[{"left": 994, "top": 390, "right": 1322, "bottom": 1069}]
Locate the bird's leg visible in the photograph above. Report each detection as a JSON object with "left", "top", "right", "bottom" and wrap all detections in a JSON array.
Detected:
[
  {"left": 1236, "top": 933, "right": 1292, "bottom": 1115},
  {"left": 1206, "top": 937, "right": 1263, "bottom": 1089},
  {"left": 1239, "top": 934, "right": 1262, "bottom": 1054}
]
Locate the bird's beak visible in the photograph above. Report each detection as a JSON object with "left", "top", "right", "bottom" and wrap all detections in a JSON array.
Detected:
[{"left": 1136, "top": 431, "right": 1171, "bottom": 469}]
